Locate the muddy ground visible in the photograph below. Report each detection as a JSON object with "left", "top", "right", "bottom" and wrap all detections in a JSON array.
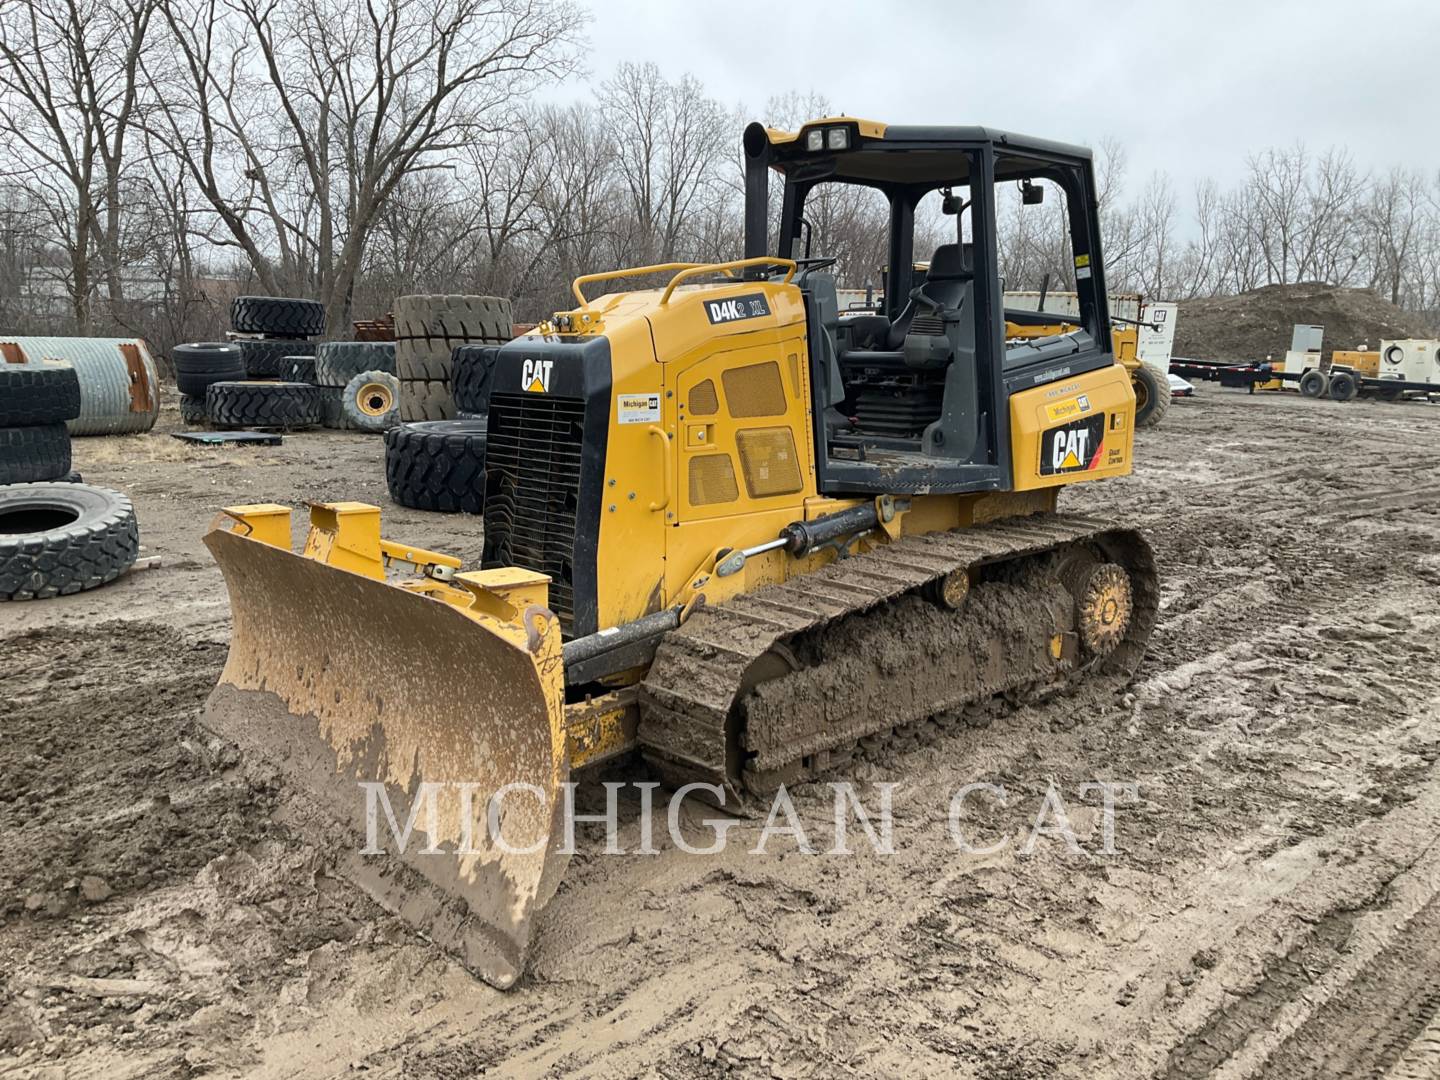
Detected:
[{"left": 3, "top": 385, "right": 1440, "bottom": 1079}]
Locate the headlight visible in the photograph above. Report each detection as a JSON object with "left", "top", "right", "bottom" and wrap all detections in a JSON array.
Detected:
[
  {"left": 806, "top": 129, "right": 824, "bottom": 152},
  {"left": 827, "top": 126, "right": 849, "bottom": 150}
]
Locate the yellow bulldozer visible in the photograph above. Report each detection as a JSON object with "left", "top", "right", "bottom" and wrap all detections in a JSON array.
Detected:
[{"left": 202, "top": 117, "right": 1158, "bottom": 988}]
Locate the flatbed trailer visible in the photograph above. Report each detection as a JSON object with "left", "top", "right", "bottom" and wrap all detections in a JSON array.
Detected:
[{"left": 1169, "top": 357, "right": 1439, "bottom": 403}]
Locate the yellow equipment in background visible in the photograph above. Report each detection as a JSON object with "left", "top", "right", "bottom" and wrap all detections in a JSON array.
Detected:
[{"left": 203, "top": 117, "right": 1159, "bottom": 988}]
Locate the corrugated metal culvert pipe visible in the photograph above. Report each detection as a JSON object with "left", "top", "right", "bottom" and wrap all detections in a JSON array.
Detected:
[{"left": 0, "top": 337, "right": 161, "bottom": 435}]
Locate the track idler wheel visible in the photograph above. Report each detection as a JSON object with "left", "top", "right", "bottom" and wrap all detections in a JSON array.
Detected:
[{"left": 1072, "top": 562, "right": 1133, "bottom": 657}]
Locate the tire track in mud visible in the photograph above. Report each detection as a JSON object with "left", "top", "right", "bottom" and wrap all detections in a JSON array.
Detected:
[
  {"left": 1159, "top": 860, "right": 1440, "bottom": 1080},
  {"left": 1253, "top": 891, "right": 1440, "bottom": 1079}
]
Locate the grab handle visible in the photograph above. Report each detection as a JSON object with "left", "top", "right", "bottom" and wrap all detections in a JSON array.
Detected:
[{"left": 647, "top": 426, "right": 672, "bottom": 512}]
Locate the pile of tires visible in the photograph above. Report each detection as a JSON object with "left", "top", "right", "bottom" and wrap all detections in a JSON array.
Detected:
[
  {"left": 0, "top": 482, "right": 140, "bottom": 600},
  {"left": 230, "top": 295, "right": 325, "bottom": 379},
  {"left": 384, "top": 419, "right": 487, "bottom": 514},
  {"left": 314, "top": 341, "right": 400, "bottom": 432},
  {"left": 173, "top": 342, "right": 244, "bottom": 425},
  {"left": 0, "top": 365, "right": 82, "bottom": 484},
  {"left": 393, "top": 295, "right": 512, "bottom": 422}
]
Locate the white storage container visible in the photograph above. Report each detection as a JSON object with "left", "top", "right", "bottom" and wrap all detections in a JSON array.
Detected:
[{"left": 1378, "top": 339, "right": 1440, "bottom": 386}]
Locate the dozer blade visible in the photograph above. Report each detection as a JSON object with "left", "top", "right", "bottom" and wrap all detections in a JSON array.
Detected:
[{"left": 202, "top": 512, "right": 569, "bottom": 989}]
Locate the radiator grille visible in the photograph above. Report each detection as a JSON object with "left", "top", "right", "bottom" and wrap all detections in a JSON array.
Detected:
[
  {"left": 736, "top": 427, "right": 802, "bottom": 498},
  {"left": 689, "top": 453, "right": 739, "bottom": 505},
  {"left": 722, "top": 361, "right": 786, "bottom": 418},
  {"left": 688, "top": 379, "right": 719, "bottom": 415},
  {"left": 482, "top": 391, "right": 586, "bottom": 630}
]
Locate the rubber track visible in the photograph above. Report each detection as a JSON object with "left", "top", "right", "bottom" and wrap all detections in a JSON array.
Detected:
[{"left": 639, "top": 513, "right": 1157, "bottom": 801}]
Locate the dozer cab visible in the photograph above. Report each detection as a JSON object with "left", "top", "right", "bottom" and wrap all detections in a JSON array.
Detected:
[{"left": 203, "top": 117, "right": 1158, "bottom": 988}]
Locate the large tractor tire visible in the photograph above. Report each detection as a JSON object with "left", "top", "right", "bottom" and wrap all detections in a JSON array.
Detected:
[
  {"left": 315, "top": 341, "right": 397, "bottom": 386},
  {"left": 239, "top": 338, "right": 317, "bottom": 379},
  {"left": 384, "top": 419, "right": 487, "bottom": 513},
  {"left": 393, "top": 295, "right": 513, "bottom": 380},
  {"left": 1132, "top": 363, "right": 1171, "bottom": 428},
  {"left": 393, "top": 295, "right": 511, "bottom": 421},
  {"left": 0, "top": 424, "right": 72, "bottom": 485},
  {"left": 452, "top": 344, "right": 500, "bottom": 415},
  {"left": 398, "top": 378, "right": 455, "bottom": 423},
  {"left": 339, "top": 371, "right": 400, "bottom": 433},
  {"left": 0, "top": 483, "right": 139, "bottom": 600},
  {"left": 317, "top": 387, "right": 354, "bottom": 430},
  {"left": 282, "top": 355, "right": 317, "bottom": 384},
  {"left": 0, "top": 364, "right": 82, "bottom": 426},
  {"left": 206, "top": 381, "right": 323, "bottom": 429},
  {"left": 230, "top": 296, "right": 326, "bottom": 338},
  {"left": 179, "top": 395, "right": 209, "bottom": 426}
]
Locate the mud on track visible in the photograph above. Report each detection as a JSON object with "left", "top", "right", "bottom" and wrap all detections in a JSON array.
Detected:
[{"left": 2, "top": 386, "right": 1440, "bottom": 1078}]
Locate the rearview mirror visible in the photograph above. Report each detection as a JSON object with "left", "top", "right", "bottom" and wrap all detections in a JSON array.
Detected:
[{"left": 1021, "top": 181, "right": 1044, "bottom": 205}]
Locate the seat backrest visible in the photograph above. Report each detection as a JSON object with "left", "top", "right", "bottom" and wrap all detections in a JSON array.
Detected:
[
  {"left": 886, "top": 244, "right": 972, "bottom": 348},
  {"left": 804, "top": 272, "right": 847, "bottom": 405}
]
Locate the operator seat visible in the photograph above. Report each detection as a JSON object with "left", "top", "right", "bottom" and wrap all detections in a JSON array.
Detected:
[{"left": 885, "top": 243, "right": 972, "bottom": 348}]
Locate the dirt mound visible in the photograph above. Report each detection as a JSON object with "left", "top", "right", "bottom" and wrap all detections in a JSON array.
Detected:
[{"left": 1173, "top": 283, "right": 1435, "bottom": 362}]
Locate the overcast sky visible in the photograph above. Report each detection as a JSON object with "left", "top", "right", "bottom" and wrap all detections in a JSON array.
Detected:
[{"left": 561, "top": 0, "right": 1440, "bottom": 201}]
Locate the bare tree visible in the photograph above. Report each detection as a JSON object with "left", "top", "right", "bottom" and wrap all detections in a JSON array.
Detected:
[
  {"left": 600, "top": 62, "right": 728, "bottom": 265},
  {"left": 1366, "top": 167, "right": 1426, "bottom": 305},
  {"left": 0, "top": 0, "right": 156, "bottom": 328},
  {"left": 145, "top": 0, "right": 579, "bottom": 331}
]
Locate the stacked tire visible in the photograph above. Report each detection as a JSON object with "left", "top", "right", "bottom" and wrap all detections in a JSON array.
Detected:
[
  {"left": 0, "top": 365, "right": 138, "bottom": 600},
  {"left": 314, "top": 342, "right": 400, "bottom": 432},
  {"left": 229, "top": 296, "right": 324, "bottom": 379},
  {"left": 384, "top": 419, "right": 487, "bottom": 514},
  {"left": 451, "top": 344, "right": 501, "bottom": 420},
  {"left": 393, "top": 295, "right": 512, "bottom": 422},
  {"left": 206, "top": 381, "right": 323, "bottom": 430},
  {"left": 173, "top": 342, "right": 244, "bottom": 426},
  {"left": 0, "top": 365, "right": 82, "bottom": 484}
]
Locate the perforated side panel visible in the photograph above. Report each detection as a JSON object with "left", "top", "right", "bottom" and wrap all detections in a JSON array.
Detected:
[
  {"left": 736, "top": 427, "right": 803, "bottom": 498},
  {"left": 722, "top": 361, "right": 786, "bottom": 418},
  {"left": 689, "top": 378, "right": 719, "bottom": 415},
  {"left": 689, "top": 453, "right": 739, "bottom": 505}
]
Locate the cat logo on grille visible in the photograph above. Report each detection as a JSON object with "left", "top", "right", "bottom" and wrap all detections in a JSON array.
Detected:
[{"left": 521, "top": 358, "right": 553, "bottom": 393}]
